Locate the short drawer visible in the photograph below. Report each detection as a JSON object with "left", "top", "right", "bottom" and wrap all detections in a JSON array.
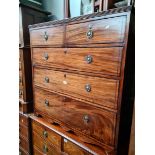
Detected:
[
  {"left": 32, "top": 131, "right": 62, "bottom": 155},
  {"left": 19, "top": 124, "right": 29, "bottom": 140},
  {"left": 63, "top": 138, "right": 91, "bottom": 155},
  {"left": 19, "top": 114, "right": 29, "bottom": 126},
  {"left": 34, "top": 87, "right": 116, "bottom": 146},
  {"left": 32, "top": 47, "right": 123, "bottom": 76},
  {"left": 30, "top": 26, "right": 64, "bottom": 46},
  {"left": 32, "top": 120, "right": 61, "bottom": 148},
  {"left": 33, "top": 68, "right": 119, "bottom": 109},
  {"left": 66, "top": 16, "right": 126, "bottom": 45},
  {"left": 19, "top": 135, "right": 29, "bottom": 153}
]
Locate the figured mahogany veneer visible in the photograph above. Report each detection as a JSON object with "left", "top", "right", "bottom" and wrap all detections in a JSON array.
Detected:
[
  {"left": 32, "top": 47, "right": 123, "bottom": 77},
  {"left": 33, "top": 67, "right": 119, "bottom": 109},
  {"left": 34, "top": 87, "right": 116, "bottom": 146},
  {"left": 63, "top": 138, "right": 91, "bottom": 155}
]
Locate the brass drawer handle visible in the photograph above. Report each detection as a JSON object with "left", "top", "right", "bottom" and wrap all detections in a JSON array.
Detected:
[
  {"left": 86, "top": 25, "right": 93, "bottom": 39},
  {"left": 44, "top": 31, "right": 48, "bottom": 41},
  {"left": 44, "top": 77, "right": 49, "bottom": 83},
  {"left": 85, "top": 55, "right": 93, "bottom": 64},
  {"left": 45, "top": 99, "right": 49, "bottom": 106},
  {"left": 85, "top": 84, "right": 91, "bottom": 92},
  {"left": 43, "top": 144, "right": 48, "bottom": 153},
  {"left": 83, "top": 115, "right": 89, "bottom": 123},
  {"left": 44, "top": 53, "right": 49, "bottom": 60},
  {"left": 43, "top": 131, "right": 48, "bottom": 138}
]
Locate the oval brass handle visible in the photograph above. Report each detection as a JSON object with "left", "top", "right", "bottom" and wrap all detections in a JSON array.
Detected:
[
  {"left": 44, "top": 99, "right": 49, "bottom": 106},
  {"left": 43, "top": 144, "right": 48, "bottom": 153},
  {"left": 83, "top": 115, "right": 89, "bottom": 123},
  {"left": 44, "top": 32, "right": 48, "bottom": 41},
  {"left": 86, "top": 30, "right": 93, "bottom": 39},
  {"left": 85, "top": 84, "right": 91, "bottom": 92},
  {"left": 85, "top": 55, "right": 93, "bottom": 64},
  {"left": 44, "top": 53, "right": 48, "bottom": 60},
  {"left": 44, "top": 77, "right": 49, "bottom": 83},
  {"left": 43, "top": 131, "right": 48, "bottom": 138}
]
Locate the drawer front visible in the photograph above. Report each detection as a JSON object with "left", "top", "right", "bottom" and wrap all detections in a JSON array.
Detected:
[
  {"left": 66, "top": 16, "right": 126, "bottom": 45},
  {"left": 33, "top": 68, "right": 119, "bottom": 109},
  {"left": 32, "top": 120, "right": 61, "bottom": 148},
  {"left": 30, "top": 26, "right": 64, "bottom": 46},
  {"left": 32, "top": 47, "right": 123, "bottom": 76},
  {"left": 34, "top": 88, "right": 116, "bottom": 146},
  {"left": 19, "top": 136, "right": 29, "bottom": 153},
  {"left": 19, "top": 124, "right": 29, "bottom": 139},
  {"left": 63, "top": 138, "right": 91, "bottom": 155},
  {"left": 19, "top": 114, "right": 29, "bottom": 126},
  {"left": 32, "top": 131, "right": 62, "bottom": 155}
]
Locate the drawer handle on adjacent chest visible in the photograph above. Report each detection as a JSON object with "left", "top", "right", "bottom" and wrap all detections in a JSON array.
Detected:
[
  {"left": 43, "top": 144, "right": 48, "bottom": 153},
  {"left": 44, "top": 53, "right": 49, "bottom": 60},
  {"left": 43, "top": 131, "right": 48, "bottom": 138},
  {"left": 44, "top": 31, "right": 48, "bottom": 41},
  {"left": 85, "top": 55, "right": 93, "bottom": 64},
  {"left": 83, "top": 115, "right": 89, "bottom": 123},
  {"left": 86, "top": 25, "right": 93, "bottom": 39},
  {"left": 85, "top": 84, "right": 91, "bottom": 92},
  {"left": 44, "top": 99, "right": 49, "bottom": 106},
  {"left": 44, "top": 77, "right": 49, "bottom": 83}
]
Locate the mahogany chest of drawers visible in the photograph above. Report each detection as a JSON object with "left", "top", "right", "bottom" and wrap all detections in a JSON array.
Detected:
[{"left": 29, "top": 6, "right": 134, "bottom": 155}]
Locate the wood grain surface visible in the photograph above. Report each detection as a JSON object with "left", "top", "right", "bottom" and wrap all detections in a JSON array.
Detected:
[
  {"left": 32, "top": 47, "right": 123, "bottom": 76},
  {"left": 30, "top": 26, "right": 64, "bottom": 46},
  {"left": 34, "top": 87, "right": 116, "bottom": 146},
  {"left": 32, "top": 120, "right": 61, "bottom": 149},
  {"left": 33, "top": 68, "right": 119, "bottom": 109},
  {"left": 66, "top": 16, "right": 126, "bottom": 45}
]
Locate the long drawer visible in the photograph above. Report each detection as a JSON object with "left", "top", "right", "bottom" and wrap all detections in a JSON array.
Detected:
[
  {"left": 32, "top": 47, "right": 123, "bottom": 76},
  {"left": 33, "top": 68, "right": 119, "bottom": 109},
  {"left": 66, "top": 16, "right": 126, "bottom": 45},
  {"left": 30, "top": 26, "right": 64, "bottom": 46},
  {"left": 34, "top": 87, "right": 116, "bottom": 146}
]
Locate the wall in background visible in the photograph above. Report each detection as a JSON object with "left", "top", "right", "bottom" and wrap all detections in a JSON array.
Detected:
[{"left": 43, "top": 0, "right": 64, "bottom": 20}]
